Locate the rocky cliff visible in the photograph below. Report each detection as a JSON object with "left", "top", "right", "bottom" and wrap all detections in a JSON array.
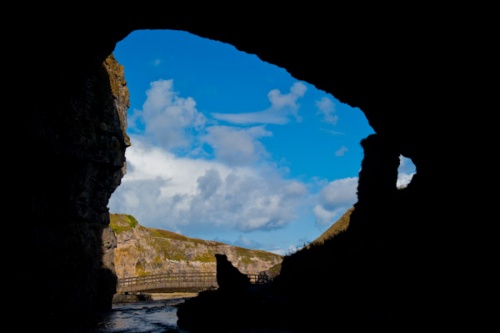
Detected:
[
  {"left": 12, "top": 52, "right": 130, "bottom": 329},
  {"left": 110, "top": 213, "right": 283, "bottom": 278}
]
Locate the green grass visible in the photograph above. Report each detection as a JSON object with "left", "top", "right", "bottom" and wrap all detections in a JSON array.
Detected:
[{"left": 110, "top": 214, "right": 139, "bottom": 234}]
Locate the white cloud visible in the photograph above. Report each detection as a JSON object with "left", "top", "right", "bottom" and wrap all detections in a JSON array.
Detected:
[
  {"left": 132, "top": 79, "right": 206, "bottom": 150},
  {"left": 211, "top": 82, "right": 306, "bottom": 124},
  {"left": 335, "top": 145, "right": 349, "bottom": 157},
  {"left": 397, "top": 173, "right": 414, "bottom": 189},
  {"left": 268, "top": 82, "right": 306, "bottom": 107},
  {"left": 210, "top": 110, "right": 286, "bottom": 125},
  {"left": 312, "top": 177, "right": 358, "bottom": 226},
  {"left": 397, "top": 155, "right": 416, "bottom": 188},
  {"left": 108, "top": 137, "right": 310, "bottom": 234},
  {"left": 200, "top": 125, "right": 272, "bottom": 166},
  {"left": 316, "top": 96, "right": 338, "bottom": 125}
]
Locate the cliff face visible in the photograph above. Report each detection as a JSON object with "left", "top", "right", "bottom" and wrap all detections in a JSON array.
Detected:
[
  {"left": 110, "top": 214, "right": 283, "bottom": 278},
  {"left": 14, "top": 53, "right": 130, "bottom": 327}
]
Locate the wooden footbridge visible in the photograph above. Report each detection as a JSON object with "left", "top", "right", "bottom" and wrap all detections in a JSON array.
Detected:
[{"left": 117, "top": 271, "right": 270, "bottom": 293}]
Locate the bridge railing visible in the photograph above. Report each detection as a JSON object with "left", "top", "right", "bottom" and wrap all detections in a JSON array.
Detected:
[
  {"left": 117, "top": 271, "right": 271, "bottom": 293},
  {"left": 247, "top": 272, "right": 271, "bottom": 284},
  {"left": 117, "top": 272, "right": 217, "bottom": 292}
]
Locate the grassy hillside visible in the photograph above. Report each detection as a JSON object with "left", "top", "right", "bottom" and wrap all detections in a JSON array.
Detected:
[
  {"left": 109, "top": 208, "right": 353, "bottom": 280},
  {"left": 263, "top": 207, "right": 354, "bottom": 277},
  {"left": 109, "top": 213, "right": 283, "bottom": 277},
  {"left": 308, "top": 207, "right": 353, "bottom": 247}
]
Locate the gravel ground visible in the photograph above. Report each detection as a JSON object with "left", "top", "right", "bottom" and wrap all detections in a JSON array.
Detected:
[{"left": 149, "top": 292, "right": 199, "bottom": 300}]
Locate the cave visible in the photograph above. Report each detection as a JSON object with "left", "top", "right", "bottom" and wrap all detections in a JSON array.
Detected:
[{"left": 8, "top": 8, "right": 485, "bottom": 332}]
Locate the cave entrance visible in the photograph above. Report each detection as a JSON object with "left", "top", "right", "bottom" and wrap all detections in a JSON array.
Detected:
[{"left": 108, "top": 29, "right": 415, "bottom": 256}]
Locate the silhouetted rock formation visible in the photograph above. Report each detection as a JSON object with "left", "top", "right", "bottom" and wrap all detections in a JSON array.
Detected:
[
  {"left": 267, "top": 133, "right": 411, "bottom": 332},
  {"left": 177, "top": 254, "right": 280, "bottom": 332},
  {"left": 215, "top": 254, "right": 252, "bottom": 292},
  {"left": 178, "top": 133, "right": 414, "bottom": 332}
]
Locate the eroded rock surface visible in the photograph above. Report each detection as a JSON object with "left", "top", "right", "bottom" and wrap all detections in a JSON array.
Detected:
[{"left": 110, "top": 214, "right": 283, "bottom": 279}]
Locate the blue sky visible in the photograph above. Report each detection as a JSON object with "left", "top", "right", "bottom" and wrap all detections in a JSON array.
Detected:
[{"left": 108, "top": 29, "right": 415, "bottom": 255}]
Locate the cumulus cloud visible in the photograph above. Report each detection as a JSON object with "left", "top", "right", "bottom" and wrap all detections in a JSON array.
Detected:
[
  {"left": 211, "top": 82, "right": 307, "bottom": 124},
  {"left": 200, "top": 125, "right": 272, "bottom": 166},
  {"left": 131, "top": 79, "right": 206, "bottom": 150},
  {"left": 312, "top": 177, "right": 358, "bottom": 226},
  {"left": 109, "top": 138, "right": 309, "bottom": 235},
  {"left": 268, "top": 82, "right": 305, "bottom": 107},
  {"left": 316, "top": 96, "right": 338, "bottom": 125}
]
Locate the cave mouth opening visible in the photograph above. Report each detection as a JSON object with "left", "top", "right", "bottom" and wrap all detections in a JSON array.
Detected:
[{"left": 108, "top": 29, "right": 415, "bottom": 256}]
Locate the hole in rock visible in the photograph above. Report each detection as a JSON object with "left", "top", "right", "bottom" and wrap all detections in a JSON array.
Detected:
[{"left": 108, "top": 29, "right": 392, "bottom": 256}]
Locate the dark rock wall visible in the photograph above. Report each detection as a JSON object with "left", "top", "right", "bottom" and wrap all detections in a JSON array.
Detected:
[
  {"left": 8, "top": 8, "right": 484, "bottom": 331},
  {"left": 12, "top": 53, "right": 129, "bottom": 328},
  {"left": 274, "top": 134, "right": 420, "bottom": 331}
]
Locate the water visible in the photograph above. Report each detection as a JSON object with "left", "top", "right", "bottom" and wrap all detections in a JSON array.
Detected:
[
  {"left": 81, "top": 294, "right": 303, "bottom": 333},
  {"left": 92, "top": 298, "right": 190, "bottom": 333}
]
